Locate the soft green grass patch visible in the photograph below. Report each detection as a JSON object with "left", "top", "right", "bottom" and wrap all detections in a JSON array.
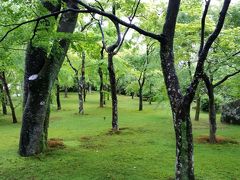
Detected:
[{"left": 0, "top": 93, "right": 239, "bottom": 179}]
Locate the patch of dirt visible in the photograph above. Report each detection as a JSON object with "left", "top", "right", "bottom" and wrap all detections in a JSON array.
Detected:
[
  {"left": 80, "top": 136, "right": 92, "bottom": 142},
  {"left": 106, "top": 127, "right": 130, "bottom": 135},
  {"left": 47, "top": 138, "right": 65, "bottom": 149},
  {"left": 196, "top": 135, "right": 239, "bottom": 144}
]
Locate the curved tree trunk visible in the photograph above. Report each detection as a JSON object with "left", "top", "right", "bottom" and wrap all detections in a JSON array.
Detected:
[
  {"left": 108, "top": 54, "right": 118, "bottom": 131},
  {"left": 0, "top": 72, "right": 17, "bottom": 123},
  {"left": 19, "top": 3, "right": 78, "bottom": 156}
]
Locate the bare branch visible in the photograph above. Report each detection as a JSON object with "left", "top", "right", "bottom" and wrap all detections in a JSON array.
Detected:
[
  {"left": 0, "top": 8, "right": 89, "bottom": 43},
  {"left": 114, "top": 0, "right": 141, "bottom": 54},
  {"left": 213, "top": 69, "right": 240, "bottom": 88},
  {"left": 66, "top": 55, "right": 78, "bottom": 75},
  {"left": 76, "top": 0, "right": 163, "bottom": 41},
  {"left": 199, "top": 0, "right": 211, "bottom": 55}
]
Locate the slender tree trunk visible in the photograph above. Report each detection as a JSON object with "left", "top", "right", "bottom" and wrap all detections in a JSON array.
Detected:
[
  {"left": 56, "top": 78, "right": 61, "bottom": 110},
  {"left": 139, "top": 86, "right": 143, "bottom": 111},
  {"left": 78, "top": 77, "right": 84, "bottom": 114},
  {"left": 175, "top": 104, "right": 194, "bottom": 180},
  {"left": 203, "top": 74, "right": 217, "bottom": 143},
  {"left": 99, "top": 66, "right": 104, "bottom": 107},
  {"left": 0, "top": 72, "right": 17, "bottom": 123},
  {"left": 108, "top": 54, "right": 118, "bottom": 131},
  {"left": 194, "top": 94, "right": 200, "bottom": 121},
  {"left": 64, "top": 87, "right": 68, "bottom": 98},
  {"left": 131, "top": 92, "right": 134, "bottom": 99},
  {"left": 0, "top": 83, "right": 7, "bottom": 115},
  {"left": 81, "top": 51, "right": 86, "bottom": 103},
  {"left": 99, "top": 47, "right": 104, "bottom": 108},
  {"left": 19, "top": 3, "right": 78, "bottom": 156},
  {"left": 78, "top": 51, "right": 85, "bottom": 114}
]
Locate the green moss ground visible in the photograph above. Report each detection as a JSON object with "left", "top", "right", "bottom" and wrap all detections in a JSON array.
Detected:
[{"left": 0, "top": 93, "right": 239, "bottom": 179}]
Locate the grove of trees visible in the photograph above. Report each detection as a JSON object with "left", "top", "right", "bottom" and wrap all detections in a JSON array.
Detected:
[{"left": 0, "top": 0, "right": 239, "bottom": 179}]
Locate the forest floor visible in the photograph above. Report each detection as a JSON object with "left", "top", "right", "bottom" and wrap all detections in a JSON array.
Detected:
[{"left": 0, "top": 93, "right": 239, "bottom": 180}]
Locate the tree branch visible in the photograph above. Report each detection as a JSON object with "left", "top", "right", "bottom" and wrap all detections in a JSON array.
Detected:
[
  {"left": 66, "top": 55, "right": 78, "bottom": 75},
  {"left": 184, "top": 0, "right": 231, "bottom": 103},
  {"left": 213, "top": 69, "right": 240, "bottom": 88},
  {"left": 0, "top": 8, "right": 89, "bottom": 43},
  {"left": 76, "top": 0, "right": 163, "bottom": 41},
  {"left": 199, "top": 0, "right": 211, "bottom": 55}
]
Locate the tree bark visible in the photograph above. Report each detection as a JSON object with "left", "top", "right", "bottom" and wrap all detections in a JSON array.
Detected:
[
  {"left": 138, "top": 86, "right": 143, "bottom": 111},
  {"left": 175, "top": 104, "right": 194, "bottom": 180},
  {"left": 202, "top": 74, "right": 217, "bottom": 143},
  {"left": 0, "top": 83, "right": 7, "bottom": 115},
  {"left": 78, "top": 51, "right": 85, "bottom": 114},
  {"left": 99, "top": 47, "right": 104, "bottom": 108},
  {"left": 0, "top": 72, "right": 17, "bottom": 123},
  {"left": 194, "top": 93, "right": 200, "bottom": 121},
  {"left": 19, "top": 1, "right": 78, "bottom": 156},
  {"left": 99, "top": 66, "right": 104, "bottom": 107},
  {"left": 108, "top": 53, "right": 118, "bottom": 131},
  {"left": 56, "top": 78, "right": 61, "bottom": 110}
]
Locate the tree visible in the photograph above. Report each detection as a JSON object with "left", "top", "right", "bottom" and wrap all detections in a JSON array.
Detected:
[
  {"left": 0, "top": 72, "right": 17, "bottom": 123},
  {"left": 18, "top": 0, "right": 79, "bottom": 156},
  {"left": 76, "top": 0, "right": 231, "bottom": 178}
]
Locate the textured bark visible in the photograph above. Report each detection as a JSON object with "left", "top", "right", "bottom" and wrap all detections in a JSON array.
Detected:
[
  {"left": 99, "top": 47, "right": 104, "bottom": 108},
  {"left": 108, "top": 54, "right": 118, "bottom": 131},
  {"left": 98, "top": 66, "right": 104, "bottom": 107},
  {"left": 160, "top": 1, "right": 194, "bottom": 179},
  {"left": 19, "top": 1, "right": 78, "bottom": 156},
  {"left": 203, "top": 74, "right": 217, "bottom": 143},
  {"left": 56, "top": 78, "right": 61, "bottom": 110},
  {"left": 78, "top": 51, "right": 85, "bottom": 114},
  {"left": 0, "top": 72, "right": 17, "bottom": 123},
  {"left": 175, "top": 104, "right": 194, "bottom": 180},
  {"left": 194, "top": 93, "right": 200, "bottom": 121},
  {"left": 138, "top": 87, "right": 143, "bottom": 111},
  {"left": 0, "top": 83, "right": 7, "bottom": 115}
]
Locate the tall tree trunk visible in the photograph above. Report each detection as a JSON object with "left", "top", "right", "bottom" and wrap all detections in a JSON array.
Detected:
[
  {"left": 78, "top": 51, "right": 85, "bottom": 114},
  {"left": 203, "top": 74, "right": 217, "bottom": 143},
  {"left": 81, "top": 51, "right": 86, "bottom": 103},
  {"left": 0, "top": 72, "right": 17, "bottom": 123},
  {"left": 64, "top": 86, "right": 68, "bottom": 98},
  {"left": 99, "top": 66, "right": 104, "bottom": 107},
  {"left": 194, "top": 95, "right": 200, "bottom": 121},
  {"left": 108, "top": 54, "right": 118, "bottom": 131},
  {"left": 138, "top": 86, "right": 143, "bottom": 111},
  {"left": 0, "top": 83, "right": 7, "bottom": 115},
  {"left": 99, "top": 47, "right": 104, "bottom": 108},
  {"left": 56, "top": 78, "right": 61, "bottom": 110},
  {"left": 19, "top": 2, "right": 78, "bottom": 156}
]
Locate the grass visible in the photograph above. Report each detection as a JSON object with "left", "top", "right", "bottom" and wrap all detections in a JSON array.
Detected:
[{"left": 0, "top": 92, "right": 239, "bottom": 180}]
